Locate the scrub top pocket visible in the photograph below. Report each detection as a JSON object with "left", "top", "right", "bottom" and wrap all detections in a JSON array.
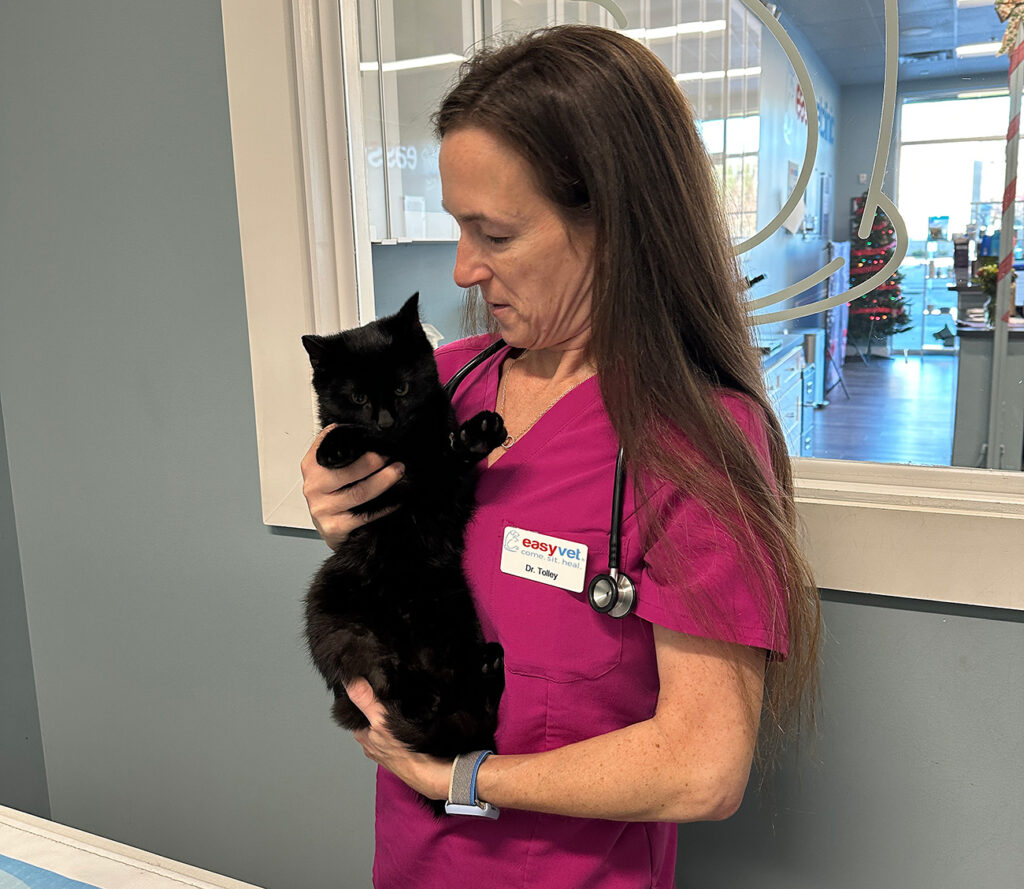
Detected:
[{"left": 490, "top": 527, "right": 629, "bottom": 683}]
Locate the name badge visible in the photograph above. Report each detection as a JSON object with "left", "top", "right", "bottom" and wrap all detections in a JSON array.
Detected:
[{"left": 500, "top": 526, "right": 589, "bottom": 593}]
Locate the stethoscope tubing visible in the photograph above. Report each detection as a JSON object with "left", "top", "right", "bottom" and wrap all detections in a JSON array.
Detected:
[{"left": 446, "top": 339, "right": 636, "bottom": 618}]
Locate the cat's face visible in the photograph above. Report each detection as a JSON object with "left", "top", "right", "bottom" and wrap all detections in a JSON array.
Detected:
[{"left": 302, "top": 294, "right": 440, "bottom": 439}]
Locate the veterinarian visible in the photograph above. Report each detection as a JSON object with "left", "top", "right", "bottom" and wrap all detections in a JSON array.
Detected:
[{"left": 301, "top": 24, "right": 821, "bottom": 888}]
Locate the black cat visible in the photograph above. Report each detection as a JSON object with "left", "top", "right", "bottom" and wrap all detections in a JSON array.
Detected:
[{"left": 301, "top": 294, "right": 506, "bottom": 812}]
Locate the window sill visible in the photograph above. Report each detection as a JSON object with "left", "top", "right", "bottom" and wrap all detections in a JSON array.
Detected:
[{"left": 794, "top": 458, "right": 1024, "bottom": 610}]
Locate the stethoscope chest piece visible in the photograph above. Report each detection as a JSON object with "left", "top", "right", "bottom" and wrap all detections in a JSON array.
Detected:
[
  {"left": 587, "top": 569, "right": 636, "bottom": 619},
  {"left": 584, "top": 446, "right": 637, "bottom": 619}
]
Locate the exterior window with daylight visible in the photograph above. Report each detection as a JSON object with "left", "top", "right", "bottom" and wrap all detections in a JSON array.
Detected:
[
  {"left": 674, "top": 0, "right": 761, "bottom": 239},
  {"left": 893, "top": 93, "right": 1024, "bottom": 353}
]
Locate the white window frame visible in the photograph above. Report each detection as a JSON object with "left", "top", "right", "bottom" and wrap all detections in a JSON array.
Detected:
[{"left": 221, "top": 0, "right": 1024, "bottom": 611}]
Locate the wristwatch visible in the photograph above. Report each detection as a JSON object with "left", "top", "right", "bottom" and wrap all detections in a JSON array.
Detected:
[{"left": 444, "top": 750, "right": 500, "bottom": 819}]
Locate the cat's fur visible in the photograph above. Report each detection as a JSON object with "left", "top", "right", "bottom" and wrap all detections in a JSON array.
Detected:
[{"left": 302, "top": 294, "right": 506, "bottom": 813}]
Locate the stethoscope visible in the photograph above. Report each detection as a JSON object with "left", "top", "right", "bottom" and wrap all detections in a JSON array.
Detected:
[{"left": 446, "top": 340, "right": 637, "bottom": 619}]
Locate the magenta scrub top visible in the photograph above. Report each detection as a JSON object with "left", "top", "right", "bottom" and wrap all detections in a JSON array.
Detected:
[{"left": 371, "top": 336, "right": 788, "bottom": 889}]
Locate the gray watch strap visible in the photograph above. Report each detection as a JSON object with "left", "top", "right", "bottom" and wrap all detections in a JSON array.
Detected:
[{"left": 445, "top": 750, "right": 499, "bottom": 819}]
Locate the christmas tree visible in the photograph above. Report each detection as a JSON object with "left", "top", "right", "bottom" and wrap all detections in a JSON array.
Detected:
[{"left": 847, "top": 193, "right": 912, "bottom": 348}]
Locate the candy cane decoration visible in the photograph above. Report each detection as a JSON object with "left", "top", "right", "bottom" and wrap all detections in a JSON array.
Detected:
[
  {"left": 995, "top": 35, "right": 1024, "bottom": 328},
  {"left": 989, "top": 18, "right": 1024, "bottom": 467}
]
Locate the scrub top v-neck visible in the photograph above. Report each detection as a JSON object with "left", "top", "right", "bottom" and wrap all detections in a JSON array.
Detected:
[{"left": 484, "top": 347, "right": 598, "bottom": 470}]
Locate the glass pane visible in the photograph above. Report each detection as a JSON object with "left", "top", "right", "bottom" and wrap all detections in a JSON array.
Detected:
[
  {"left": 704, "top": 28, "right": 725, "bottom": 72},
  {"left": 725, "top": 114, "right": 759, "bottom": 154},
  {"left": 648, "top": 0, "right": 674, "bottom": 29},
  {"left": 393, "top": 0, "right": 464, "bottom": 58},
  {"left": 679, "top": 77, "right": 702, "bottom": 112},
  {"left": 704, "top": 76, "right": 724, "bottom": 121},
  {"left": 648, "top": 35, "right": 675, "bottom": 71},
  {"left": 350, "top": 0, "right": 1024, "bottom": 476},
  {"left": 678, "top": 34, "right": 702, "bottom": 76},
  {"left": 724, "top": 154, "right": 745, "bottom": 224},
  {"left": 901, "top": 95, "right": 1009, "bottom": 143},
  {"left": 484, "top": 0, "right": 555, "bottom": 34},
  {"left": 894, "top": 134, "right": 1024, "bottom": 359},
  {"left": 745, "top": 73, "right": 759, "bottom": 116},
  {"left": 898, "top": 140, "right": 1012, "bottom": 241},
  {"left": 741, "top": 155, "right": 758, "bottom": 235},
  {"left": 361, "top": 70, "right": 388, "bottom": 241},
  {"left": 729, "top": 0, "right": 745, "bottom": 67},
  {"left": 699, "top": 118, "right": 725, "bottom": 154},
  {"left": 393, "top": 65, "right": 462, "bottom": 239},
  {"left": 745, "top": 12, "right": 760, "bottom": 68},
  {"left": 679, "top": 0, "right": 702, "bottom": 25},
  {"left": 603, "top": 0, "right": 643, "bottom": 28},
  {"left": 727, "top": 76, "right": 744, "bottom": 117},
  {"left": 358, "top": 0, "right": 472, "bottom": 240}
]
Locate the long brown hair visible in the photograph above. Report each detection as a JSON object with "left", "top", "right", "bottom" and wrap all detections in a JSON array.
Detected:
[{"left": 435, "top": 25, "right": 820, "bottom": 764}]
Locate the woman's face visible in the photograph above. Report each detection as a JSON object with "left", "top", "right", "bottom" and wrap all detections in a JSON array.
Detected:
[{"left": 439, "top": 127, "right": 595, "bottom": 352}]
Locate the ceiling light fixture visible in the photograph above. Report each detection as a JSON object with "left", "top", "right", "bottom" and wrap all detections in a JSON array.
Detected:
[
  {"left": 359, "top": 53, "right": 465, "bottom": 73},
  {"left": 675, "top": 66, "right": 762, "bottom": 82},
  {"left": 955, "top": 42, "right": 1002, "bottom": 57},
  {"left": 957, "top": 88, "right": 1010, "bottom": 98},
  {"left": 622, "top": 20, "right": 726, "bottom": 41}
]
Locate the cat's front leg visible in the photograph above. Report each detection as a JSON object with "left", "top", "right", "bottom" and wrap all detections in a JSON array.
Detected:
[
  {"left": 316, "top": 425, "right": 372, "bottom": 470},
  {"left": 452, "top": 411, "right": 507, "bottom": 464},
  {"left": 331, "top": 687, "right": 371, "bottom": 731}
]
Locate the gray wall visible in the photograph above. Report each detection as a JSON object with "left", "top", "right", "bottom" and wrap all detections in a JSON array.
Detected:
[
  {"left": 0, "top": 3, "right": 374, "bottom": 887},
  {"left": 835, "top": 82, "right": 899, "bottom": 243},
  {"left": 1, "top": 4, "right": 1022, "bottom": 889},
  {"left": 679, "top": 592, "right": 1024, "bottom": 889},
  {"left": 371, "top": 241, "right": 466, "bottom": 341}
]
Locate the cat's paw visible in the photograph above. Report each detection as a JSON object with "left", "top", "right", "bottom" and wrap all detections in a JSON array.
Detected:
[
  {"left": 459, "top": 411, "right": 508, "bottom": 454},
  {"left": 481, "top": 642, "right": 505, "bottom": 676},
  {"left": 331, "top": 694, "right": 371, "bottom": 731},
  {"left": 316, "top": 429, "right": 361, "bottom": 469}
]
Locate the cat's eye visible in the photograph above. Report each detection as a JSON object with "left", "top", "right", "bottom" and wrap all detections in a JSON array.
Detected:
[
  {"left": 394, "top": 382, "right": 409, "bottom": 397},
  {"left": 350, "top": 392, "right": 368, "bottom": 405}
]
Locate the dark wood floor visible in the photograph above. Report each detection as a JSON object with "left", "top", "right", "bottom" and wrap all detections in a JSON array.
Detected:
[{"left": 811, "top": 354, "right": 957, "bottom": 466}]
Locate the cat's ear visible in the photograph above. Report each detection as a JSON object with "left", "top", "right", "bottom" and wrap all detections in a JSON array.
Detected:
[
  {"left": 302, "top": 335, "right": 328, "bottom": 368},
  {"left": 397, "top": 292, "right": 420, "bottom": 324}
]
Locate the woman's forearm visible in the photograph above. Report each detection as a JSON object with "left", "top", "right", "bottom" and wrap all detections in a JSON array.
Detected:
[
  {"left": 473, "top": 715, "right": 753, "bottom": 823},
  {"left": 471, "top": 629, "right": 764, "bottom": 823}
]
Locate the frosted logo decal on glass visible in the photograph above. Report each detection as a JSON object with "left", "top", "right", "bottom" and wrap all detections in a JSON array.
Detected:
[
  {"left": 592, "top": 0, "right": 909, "bottom": 328},
  {"left": 739, "top": 0, "right": 907, "bottom": 327}
]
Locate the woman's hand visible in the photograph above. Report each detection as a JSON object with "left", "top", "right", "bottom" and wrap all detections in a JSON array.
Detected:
[
  {"left": 345, "top": 678, "right": 451, "bottom": 801},
  {"left": 300, "top": 425, "right": 406, "bottom": 550}
]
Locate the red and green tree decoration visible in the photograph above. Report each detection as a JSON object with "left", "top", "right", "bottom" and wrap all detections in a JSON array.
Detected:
[{"left": 848, "top": 193, "right": 912, "bottom": 345}]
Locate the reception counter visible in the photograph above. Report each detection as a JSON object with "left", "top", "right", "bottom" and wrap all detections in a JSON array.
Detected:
[
  {"left": 0, "top": 805, "right": 262, "bottom": 889},
  {"left": 952, "top": 326, "right": 1024, "bottom": 470}
]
